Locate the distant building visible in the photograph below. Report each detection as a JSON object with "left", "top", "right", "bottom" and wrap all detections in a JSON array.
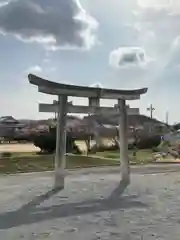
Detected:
[
  {"left": 0, "top": 116, "right": 19, "bottom": 124},
  {"left": 0, "top": 116, "right": 25, "bottom": 138}
]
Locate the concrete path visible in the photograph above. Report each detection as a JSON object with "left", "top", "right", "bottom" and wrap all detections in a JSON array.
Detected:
[{"left": 1, "top": 166, "right": 180, "bottom": 239}]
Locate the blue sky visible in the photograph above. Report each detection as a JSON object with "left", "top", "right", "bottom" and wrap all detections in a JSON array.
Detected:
[{"left": 0, "top": 0, "right": 180, "bottom": 124}]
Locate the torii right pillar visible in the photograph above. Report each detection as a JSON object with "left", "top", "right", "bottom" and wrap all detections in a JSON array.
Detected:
[{"left": 118, "top": 99, "right": 130, "bottom": 184}]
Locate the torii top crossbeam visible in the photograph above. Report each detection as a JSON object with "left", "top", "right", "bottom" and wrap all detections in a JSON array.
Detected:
[{"left": 28, "top": 74, "right": 148, "bottom": 100}]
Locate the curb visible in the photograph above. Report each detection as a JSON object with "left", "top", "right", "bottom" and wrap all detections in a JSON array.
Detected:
[{"left": 153, "top": 161, "right": 180, "bottom": 164}]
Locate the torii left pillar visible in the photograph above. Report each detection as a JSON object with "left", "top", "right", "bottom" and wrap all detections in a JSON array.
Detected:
[
  {"left": 54, "top": 95, "right": 68, "bottom": 189},
  {"left": 118, "top": 99, "right": 130, "bottom": 184}
]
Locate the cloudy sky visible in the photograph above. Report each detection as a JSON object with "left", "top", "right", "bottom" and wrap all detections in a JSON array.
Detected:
[{"left": 0, "top": 0, "right": 180, "bottom": 123}]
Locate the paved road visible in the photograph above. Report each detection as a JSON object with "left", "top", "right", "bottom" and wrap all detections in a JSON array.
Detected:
[{"left": 1, "top": 166, "right": 180, "bottom": 239}]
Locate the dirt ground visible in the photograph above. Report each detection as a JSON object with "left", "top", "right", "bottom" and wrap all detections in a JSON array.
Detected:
[
  {"left": 0, "top": 143, "right": 39, "bottom": 153},
  {"left": 1, "top": 170, "right": 180, "bottom": 239},
  {"left": 0, "top": 141, "right": 87, "bottom": 153}
]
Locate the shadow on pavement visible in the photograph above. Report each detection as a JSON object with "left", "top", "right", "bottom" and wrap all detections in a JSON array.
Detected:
[
  {"left": 0, "top": 180, "right": 146, "bottom": 230},
  {"left": 108, "top": 179, "right": 130, "bottom": 200}
]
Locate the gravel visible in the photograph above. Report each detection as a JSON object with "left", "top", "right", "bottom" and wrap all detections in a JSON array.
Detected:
[{"left": 0, "top": 169, "right": 180, "bottom": 239}]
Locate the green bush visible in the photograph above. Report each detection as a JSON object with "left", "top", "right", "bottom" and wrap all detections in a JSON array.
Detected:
[
  {"left": 34, "top": 133, "right": 56, "bottom": 153},
  {"left": 90, "top": 143, "right": 119, "bottom": 153},
  {"left": 128, "top": 143, "right": 135, "bottom": 150},
  {"left": 137, "top": 136, "right": 161, "bottom": 149},
  {"left": 33, "top": 131, "right": 81, "bottom": 154},
  {"left": 90, "top": 142, "right": 138, "bottom": 153},
  {"left": 152, "top": 146, "right": 159, "bottom": 152},
  {"left": 0, "top": 152, "right": 12, "bottom": 158}
]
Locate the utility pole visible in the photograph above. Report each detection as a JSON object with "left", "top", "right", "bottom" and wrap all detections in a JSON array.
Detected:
[
  {"left": 147, "top": 104, "right": 155, "bottom": 119},
  {"left": 165, "top": 111, "right": 169, "bottom": 125}
]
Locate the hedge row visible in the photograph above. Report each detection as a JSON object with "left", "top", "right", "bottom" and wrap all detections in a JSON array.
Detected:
[{"left": 33, "top": 128, "right": 161, "bottom": 153}]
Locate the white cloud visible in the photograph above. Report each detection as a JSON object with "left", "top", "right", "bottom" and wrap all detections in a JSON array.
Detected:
[
  {"left": 26, "top": 65, "right": 42, "bottom": 74},
  {"left": 137, "top": 0, "right": 180, "bottom": 14},
  {"left": 0, "top": 1, "right": 8, "bottom": 8},
  {"left": 172, "top": 35, "right": 180, "bottom": 49},
  {"left": 136, "top": 1, "right": 180, "bottom": 34},
  {"left": 0, "top": 0, "right": 98, "bottom": 50},
  {"left": 109, "top": 47, "right": 152, "bottom": 69},
  {"left": 43, "top": 58, "right": 50, "bottom": 63},
  {"left": 90, "top": 82, "right": 103, "bottom": 88},
  {"left": 133, "top": 0, "right": 180, "bottom": 58},
  {"left": 138, "top": 0, "right": 172, "bottom": 9},
  {"left": 48, "top": 67, "right": 57, "bottom": 72}
]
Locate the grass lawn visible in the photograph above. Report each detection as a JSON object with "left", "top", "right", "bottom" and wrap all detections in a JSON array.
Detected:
[
  {"left": 0, "top": 149, "right": 154, "bottom": 174},
  {"left": 0, "top": 154, "right": 120, "bottom": 174},
  {"left": 95, "top": 149, "right": 153, "bottom": 164}
]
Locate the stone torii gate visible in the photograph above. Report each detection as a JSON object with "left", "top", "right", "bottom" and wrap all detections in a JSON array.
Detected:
[{"left": 28, "top": 74, "right": 147, "bottom": 189}]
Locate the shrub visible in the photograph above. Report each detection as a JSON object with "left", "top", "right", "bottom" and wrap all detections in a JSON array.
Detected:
[
  {"left": 33, "top": 131, "right": 81, "bottom": 154},
  {"left": 34, "top": 133, "right": 56, "bottom": 153},
  {"left": 0, "top": 152, "right": 12, "bottom": 158},
  {"left": 90, "top": 142, "right": 119, "bottom": 153},
  {"left": 137, "top": 136, "right": 161, "bottom": 149},
  {"left": 66, "top": 136, "right": 82, "bottom": 154},
  {"left": 152, "top": 146, "right": 159, "bottom": 152},
  {"left": 128, "top": 143, "right": 135, "bottom": 150},
  {"left": 14, "top": 133, "right": 36, "bottom": 142},
  {"left": 90, "top": 142, "right": 138, "bottom": 153}
]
